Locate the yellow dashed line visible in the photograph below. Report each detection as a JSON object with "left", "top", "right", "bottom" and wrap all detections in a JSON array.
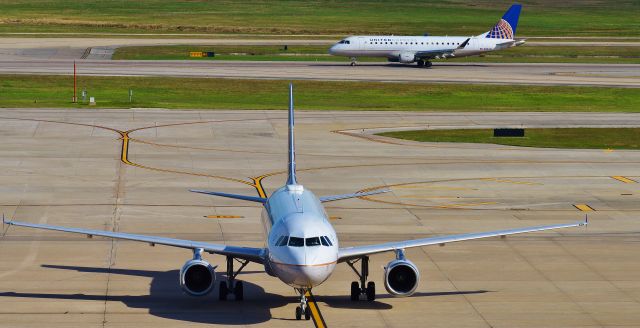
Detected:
[
  {"left": 574, "top": 204, "right": 595, "bottom": 212},
  {"left": 612, "top": 176, "right": 637, "bottom": 184},
  {"left": 204, "top": 215, "right": 244, "bottom": 219},
  {"left": 305, "top": 291, "right": 326, "bottom": 328},
  {"left": 482, "top": 178, "right": 541, "bottom": 186}
]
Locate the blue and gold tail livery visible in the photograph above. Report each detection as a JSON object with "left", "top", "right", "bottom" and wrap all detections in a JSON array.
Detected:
[{"left": 486, "top": 4, "right": 522, "bottom": 39}]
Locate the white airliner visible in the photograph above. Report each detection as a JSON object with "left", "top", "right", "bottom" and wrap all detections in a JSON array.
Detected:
[
  {"left": 3, "top": 84, "right": 586, "bottom": 321},
  {"left": 329, "top": 4, "right": 525, "bottom": 67}
]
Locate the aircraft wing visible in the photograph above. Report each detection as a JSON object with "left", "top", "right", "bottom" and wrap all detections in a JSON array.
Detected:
[
  {"left": 3, "top": 218, "right": 265, "bottom": 263},
  {"left": 319, "top": 188, "right": 390, "bottom": 203},
  {"left": 338, "top": 220, "right": 586, "bottom": 262}
]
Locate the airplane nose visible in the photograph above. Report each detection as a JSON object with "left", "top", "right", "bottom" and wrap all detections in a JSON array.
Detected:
[
  {"left": 328, "top": 45, "right": 337, "bottom": 55},
  {"left": 298, "top": 265, "right": 332, "bottom": 286}
]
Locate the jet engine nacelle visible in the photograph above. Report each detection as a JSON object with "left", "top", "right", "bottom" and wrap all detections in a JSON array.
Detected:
[
  {"left": 398, "top": 52, "right": 416, "bottom": 64},
  {"left": 179, "top": 259, "right": 216, "bottom": 296},
  {"left": 384, "top": 258, "right": 420, "bottom": 296}
]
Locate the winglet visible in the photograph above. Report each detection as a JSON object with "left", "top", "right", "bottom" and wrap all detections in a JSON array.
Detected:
[
  {"left": 457, "top": 38, "right": 470, "bottom": 49},
  {"left": 286, "top": 83, "right": 298, "bottom": 186}
]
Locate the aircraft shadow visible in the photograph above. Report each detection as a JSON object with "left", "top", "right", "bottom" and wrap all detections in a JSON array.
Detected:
[
  {"left": 0, "top": 265, "right": 492, "bottom": 323},
  {"left": 0, "top": 264, "right": 288, "bottom": 325},
  {"left": 316, "top": 290, "right": 490, "bottom": 310}
]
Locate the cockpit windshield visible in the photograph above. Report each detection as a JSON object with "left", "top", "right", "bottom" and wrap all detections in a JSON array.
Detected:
[
  {"left": 338, "top": 40, "right": 351, "bottom": 45},
  {"left": 305, "top": 237, "right": 321, "bottom": 246},
  {"left": 275, "top": 235, "right": 333, "bottom": 247},
  {"left": 288, "top": 237, "right": 304, "bottom": 247}
]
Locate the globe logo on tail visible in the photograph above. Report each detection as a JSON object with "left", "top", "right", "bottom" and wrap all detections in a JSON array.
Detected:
[{"left": 486, "top": 19, "right": 514, "bottom": 39}]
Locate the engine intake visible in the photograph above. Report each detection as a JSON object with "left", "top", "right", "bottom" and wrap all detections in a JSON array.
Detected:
[
  {"left": 180, "top": 259, "right": 216, "bottom": 296},
  {"left": 398, "top": 52, "right": 416, "bottom": 64},
  {"left": 384, "top": 258, "right": 419, "bottom": 296}
]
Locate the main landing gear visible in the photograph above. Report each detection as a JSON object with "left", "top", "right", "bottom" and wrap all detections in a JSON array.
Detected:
[
  {"left": 294, "top": 289, "right": 311, "bottom": 320},
  {"left": 416, "top": 60, "right": 433, "bottom": 68},
  {"left": 350, "top": 57, "right": 358, "bottom": 66},
  {"left": 347, "top": 256, "right": 375, "bottom": 301},
  {"left": 219, "top": 256, "right": 249, "bottom": 301}
]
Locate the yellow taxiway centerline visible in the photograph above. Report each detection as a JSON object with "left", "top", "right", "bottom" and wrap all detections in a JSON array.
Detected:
[
  {"left": 574, "top": 204, "right": 595, "bottom": 212},
  {"left": 305, "top": 291, "right": 327, "bottom": 328},
  {"left": 612, "top": 176, "right": 637, "bottom": 183}
]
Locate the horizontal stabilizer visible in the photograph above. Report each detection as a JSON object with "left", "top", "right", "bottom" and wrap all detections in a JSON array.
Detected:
[
  {"left": 319, "top": 188, "right": 390, "bottom": 203},
  {"left": 190, "top": 189, "right": 267, "bottom": 203}
]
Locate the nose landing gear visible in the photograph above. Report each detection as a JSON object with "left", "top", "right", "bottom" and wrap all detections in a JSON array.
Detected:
[
  {"left": 350, "top": 57, "right": 358, "bottom": 66},
  {"left": 295, "top": 289, "right": 311, "bottom": 320},
  {"left": 347, "top": 256, "right": 376, "bottom": 301}
]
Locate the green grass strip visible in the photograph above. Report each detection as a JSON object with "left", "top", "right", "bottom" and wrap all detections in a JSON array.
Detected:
[
  {"left": 0, "top": 75, "right": 638, "bottom": 111},
  {"left": 379, "top": 128, "right": 640, "bottom": 150}
]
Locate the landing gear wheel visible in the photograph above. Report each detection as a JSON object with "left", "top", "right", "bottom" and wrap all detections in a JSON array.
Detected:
[
  {"left": 350, "top": 57, "right": 357, "bottom": 66},
  {"left": 347, "top": 256, "right": 370, "bottom": 301},
  {"left": 219, "top": 281, "right": 228, "bottom": 301},
  {"left": 304, "top": 305, "right": 311, "bottom": 320},
  {"left": 425, "top": 61, "right": 433, "bottom": 68},
  {"left": 295, "top": 306, "right": 302, "bottom": 320},
  {"left": 366, "top": 281, "right": 376, "bottom": 301},
  {"left": 234, "top": 281, "right": 244, "bottom": 301},
  {"left": 350, "top": 281, "right": 360, "bottom": 301},
  {"left": 417, "top": 60, "right": 425, "bottom": 67}
]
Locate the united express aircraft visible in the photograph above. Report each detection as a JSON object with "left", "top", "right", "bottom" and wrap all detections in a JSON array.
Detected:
[
  {"left": 329, "top": 4, "right": 525, "bottom": 67},
  {"left": 3, "top": 84, "right": 586, "bottom": 321}
]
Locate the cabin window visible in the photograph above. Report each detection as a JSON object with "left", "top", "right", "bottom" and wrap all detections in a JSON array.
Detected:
[
  {"left": 288, "top": 237, "right": 304, "bottom": 247},
  {"left": 306, "top": 237, "right": 321, "bottom": 247}
]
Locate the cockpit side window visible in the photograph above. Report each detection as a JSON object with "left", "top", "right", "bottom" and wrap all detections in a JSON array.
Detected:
[
  {"left": 288, "top": 237, "right": 304, "bottom": 247},
  {"left": 321, "top": 236, "right": 333, "bottom": 246},
  {"left": 306, "top": 237, "right": 321, "bottom": 247},
  {"left": 277, "top": 235, "right": 289, "bottom": 246}
]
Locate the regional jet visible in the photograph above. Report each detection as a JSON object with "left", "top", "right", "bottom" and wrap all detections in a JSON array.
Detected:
[
  {"left": 3, "top": 84, "right": 586, "bottom": 321},
  {"left": 329, "top": 4, "right": 526, "bottom": 67}
]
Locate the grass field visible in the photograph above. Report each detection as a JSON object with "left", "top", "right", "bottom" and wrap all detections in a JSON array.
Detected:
[
  {"left": 1, "top": 75, "right": 638, "bottom": 111},
  {"left": 0, "top": 1, "right": 638, "bottom": 36},
  {"left": 378, "top": 128, "right": 640, "bottom": 150},
  {"left": 112, "top": 45, "right": 640, "bottom": 64}
]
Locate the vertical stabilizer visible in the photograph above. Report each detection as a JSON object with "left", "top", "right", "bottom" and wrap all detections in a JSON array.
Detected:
[
  {"left": 287, "top": 83, "right": 298, "bottom": 186},
  {"left": 484, "top": 4, "right": 522, "bottom": 39}
]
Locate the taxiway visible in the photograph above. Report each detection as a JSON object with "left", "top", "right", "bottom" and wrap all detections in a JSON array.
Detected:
[{"left": 1, "top": 109, "right": 639, "bottom": 327}]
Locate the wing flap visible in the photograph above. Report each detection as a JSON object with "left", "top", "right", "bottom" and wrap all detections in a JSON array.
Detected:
[
  {"left": 4, "top": 219, "right": 265, "bottom": 263},
  {"left": 338, "top": 220, "right": 586, "bottom": 261}
]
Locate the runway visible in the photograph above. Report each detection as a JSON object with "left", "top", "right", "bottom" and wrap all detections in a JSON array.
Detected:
[
  {"left": 1, "top": 59, "right": 639, "bottom": 87},
  {"left": 1, "top": 109, "right": 639, "bottom": 327}
]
